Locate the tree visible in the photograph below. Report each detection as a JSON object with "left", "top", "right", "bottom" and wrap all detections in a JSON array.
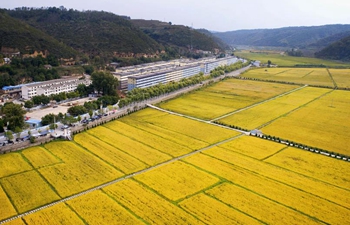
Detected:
[
  {"left": 14, "top": 126, "right": 22, "bottom": 139},
  {"left": 76, "top": 84, "right": 88, "bottom": 97},
  {"left": 41, "top": 113, "right": 57, "bottom": 126},
  {"left": 267, "top": 60, "right": 272, "bottom": 67},
  {"left": 32, "top": 94, "right": 50, "bottom": 105},
  {"left": 67, "top": 105, "right": 88, "bottom": 116},
  {"left": 5, "top": 131, "right": 13, "bottom": 140},
  {"left": 2, "top": 103, "right": 26, "bottom": 131},
  {"left": 24, "top": 100, "right": 34, "bottom": 109},
  {"left": 0, "top": 118, "right": 4, "bottom": 133},
  {"left": 91, "top": 71, "right": 119, "bottom": 96}
]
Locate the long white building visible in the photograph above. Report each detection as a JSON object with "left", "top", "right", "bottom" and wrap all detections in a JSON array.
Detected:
[
  {"left": 127, "top": 56, "right": 239, "bottom": 91},
  {"left": 21, "top": 76, "right": 92, "bottom": 100}
]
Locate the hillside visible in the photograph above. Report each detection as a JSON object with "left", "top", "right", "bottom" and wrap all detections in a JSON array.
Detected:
[
  {"left": 315, "top": 35, "right": 350, "bottom": 61},
  {"left": 7, "top": 8, "right": 163, "bottom": 58},
  {"left": 131, "top": 19, "right": 223, "bottom": 53},
  {"left": 308, "top": 31, "right": 350, "bottom": 49},
  {"left": 0, "top": 10, "right": 77, "bottom": 58},
  {"left": 196, "top": 28, "right": 230, "bottom": 50},
  {"left": 214, "top": 25, "right": 350, "bottom": 48}
]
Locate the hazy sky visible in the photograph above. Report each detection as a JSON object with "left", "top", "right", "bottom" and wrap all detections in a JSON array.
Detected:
[{"left": 2, "top": 0, "right": 350, "bottom": 32}]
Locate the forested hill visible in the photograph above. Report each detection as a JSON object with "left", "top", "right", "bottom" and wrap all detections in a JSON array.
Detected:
[
  {"left": 196, "top": 28, "right": 230, "bottom": 50},
  {"left": 214, "top": 24, "right": 350, "bottom": 48},
  {"left": 315, "top": 35, "right": 350, "bottom": 61},
  {"left": 0, "top": 10, "right": 77, "bottom": 58},
  {"left": 131, "top": 19, "right": 223, "bottom": 52},
  {"left": 7, "top": 7, "right": 163, "bottom": 57}
]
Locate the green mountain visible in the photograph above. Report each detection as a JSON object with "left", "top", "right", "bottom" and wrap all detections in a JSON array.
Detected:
[
  {"left": 131, "top": 19, "right": 223, "bottom": 52},
  {"left": 7, "top": 7, "right": 163, "bottom": 58},
  {"left": 196, "top": 28, "right": 230, "bottom": 50},
  {"left": 315, "top": 35, "right": 350, "bottom": 61},
  {"left": 0, "top": 9, "right": 77, "bottom": 58},
  {"left": 214, "top": 25, "right": 350, "bottom": 48},
  {"left": 308, "top": 31, "right": 350, "bottom": 49}
]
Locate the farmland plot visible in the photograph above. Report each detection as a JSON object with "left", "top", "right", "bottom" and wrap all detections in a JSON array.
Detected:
[
  {"left": 158, "top": 79, "right": 298, "bottom": 120},
  {"left": 329, "top": 69, "right": 350, "bottom": 88},
  {"left": 22, "top": 203, "right": 84, "bottom": 225},
  {"left": 0, "top": 153, "right": 32, "bottom": 178},
  {"left": 0, "top": 170, "right": 60, "bottom": 213},
  {"left": 179, "top": 193, "right": 261, "bottom": 224},
  {"left": 67, "top": 191, "right": 143, "bottom": 225},
  {"left": 104, "top": 179, "right": 203, "bottom": 225},
  {"left": 135, "top": 161, "right": 219, "bottom": 201},
  {"left": 40, "top": 142, "right": 122, "bottom": 197},
  {"left": 75, "top": 132, "right": 147, "bottom": 173},
  {"left": 218, "top": 87, "right": 330, "bottom": 130},
  {"left": 185, "top": 154, "right": 350, "bottom": 224},
  {"left": 87, "top": 126, "right": 171, "bottom": 166},
  {"left": 242, "top": 68, "right": 334, "bottom": 87},
  {"left": 22, "top": 146, "right": 61, "bottom": 169},
  {"left": 261, "top": 90, "right": 350, "bottom": 155},
  {"left": 0, "top": 185, "right": 17, "bottom": 221}
]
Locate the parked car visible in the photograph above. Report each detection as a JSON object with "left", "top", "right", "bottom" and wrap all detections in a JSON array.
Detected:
[{"left": 61, "top": 125, "right": 69, "bottom": 130}]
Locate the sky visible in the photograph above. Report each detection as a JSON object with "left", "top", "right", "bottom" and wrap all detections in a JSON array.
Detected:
[{"left": 2, "top": 0, "right": 350, "bottom": 32}]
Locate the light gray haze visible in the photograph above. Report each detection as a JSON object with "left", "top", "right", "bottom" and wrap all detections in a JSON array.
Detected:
[{"left": 2, "top": 0, "right": 350, "bottom": 31}]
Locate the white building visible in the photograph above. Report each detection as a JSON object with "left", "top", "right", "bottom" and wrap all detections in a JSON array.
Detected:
[{"left": 21, "top": 76, "right": 92, "bottom": 99}]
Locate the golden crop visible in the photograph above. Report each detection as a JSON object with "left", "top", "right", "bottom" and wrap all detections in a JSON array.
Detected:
[
  {"left": 104, "top": 179, "right": 203, "bottom": 225},
  {"left": 22, "top": 146, "right": 61, "bottom": 169},
  {"left": 87, "top": 126, "right": 171, "bottom": 166},
  {"left": 262, "top": 90, "right": 350, "bottom": 155},
  {"left": 135, "top": 161, "right": 219, "bottom": 201},
  {"left": 74, "top": 132, "right": 147, "bottom": 173},
  {"left": 206, "top": 183, "right": 320, "bottom": 224},
  {"left": 0, "top": 185, "right": 17, "bottom": 221},
  {"left": 23, "top": 203, "right": 84, "bottom": 225},
  {"left": 219, "top": 87, "right": 330, "bottom": 130},
  {"left": 180, "top": 193, "right": 261, "bottom": 224},
  {"left": 0, "top": 153, "right": 32, "bottom": 178},
  {"left": 158, "top": 79, "right": 297, "bottom": 120},
  {"left": 67, "top": 190, "right": 143, "bottom": 225},
  {"left": 185, "top": 153, "right": 350, "bottom": 225},
  {"left": 0, "top": 170, "right": 60, "bottom": 213}
]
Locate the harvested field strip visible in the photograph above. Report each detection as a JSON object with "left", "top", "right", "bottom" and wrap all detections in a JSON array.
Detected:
[
  {"left": 218, "top": 87, "right": 330, "bottom": 130},
  {"left": 87, "top": 127, "right": 171, "bottom": 166},
  {"left": 261, "top": 90, "right": 350, "bottom": 155},
  {"left": 104, "top": 121, "right": 193, "bottom": 157},
  {"left": 158, "top": 79, "right": 299, "bottom": 120},
  {"left": 185, "top": 154, "right": 350, "bottom": 224},
  {"left": 206, "top": 183, "right": 320, "bottom": 225},
  {"left": 0, "top": 170, "right": 60, "bottom": 213},
  {"left": 67, "top": 190, "right": 143, "bottom": 225},
  {"left": 265, "top": 147, "right": 350, "bottom": 190},
  {"left": 0, "top": 185, "right": 17, "bottom": 221},
  {"left": 75, "top": 132, "right": 147, "bottom": 173},
  {"left": 103, "top": 179, "right": 204, "bottom": 225},
  {"left": 179, "top": 193, "right": 262, "bottom": 224},
  {"left": 41, "top": 142, "right": 122, "bottom": 198},
  {"left": 0, "top": 153, "right": 32, "bottom": 179},
  {"left": 202, "top": 146, "right": 350, "bottom": 208},
  {"left": 135, "top": 161, "right": 219, "bottom": 201},
  {"left": 22, "top": 203, "right": 84, "bottom": 225},
  {"left": 21, "top": 147, "right": 62, "bottom": 169}
]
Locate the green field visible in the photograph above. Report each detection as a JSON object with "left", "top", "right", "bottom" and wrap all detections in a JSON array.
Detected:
[{"left": 235, "top": 51, "right": 350, "bottom": 68}]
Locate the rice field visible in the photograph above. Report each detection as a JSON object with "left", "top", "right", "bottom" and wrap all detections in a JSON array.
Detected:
[
  {"left": 328, "top": 69, "right": 350, "bottom": 88},
  {"left": 157, "top": 79, "right": 299, "bottom": 120},
  {"left": 0, "top": 77, "right": 349, "bottom": 224},
  {"left": 261, "top": 90, "right": 350, "bottom": 155},
  {"left": 218, "top": 87, "right": 330, "bottom": 130},
  {"left": 242, "top": 68, "right": 335, "bottom": 87}
]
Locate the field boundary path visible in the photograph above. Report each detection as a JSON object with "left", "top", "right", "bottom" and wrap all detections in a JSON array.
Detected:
[
  {"left": 210, "top": 85, "right": 308, "bottom": 122},
  {"left": 0, "top": 133, "right": 243, "bottom": 224}
]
